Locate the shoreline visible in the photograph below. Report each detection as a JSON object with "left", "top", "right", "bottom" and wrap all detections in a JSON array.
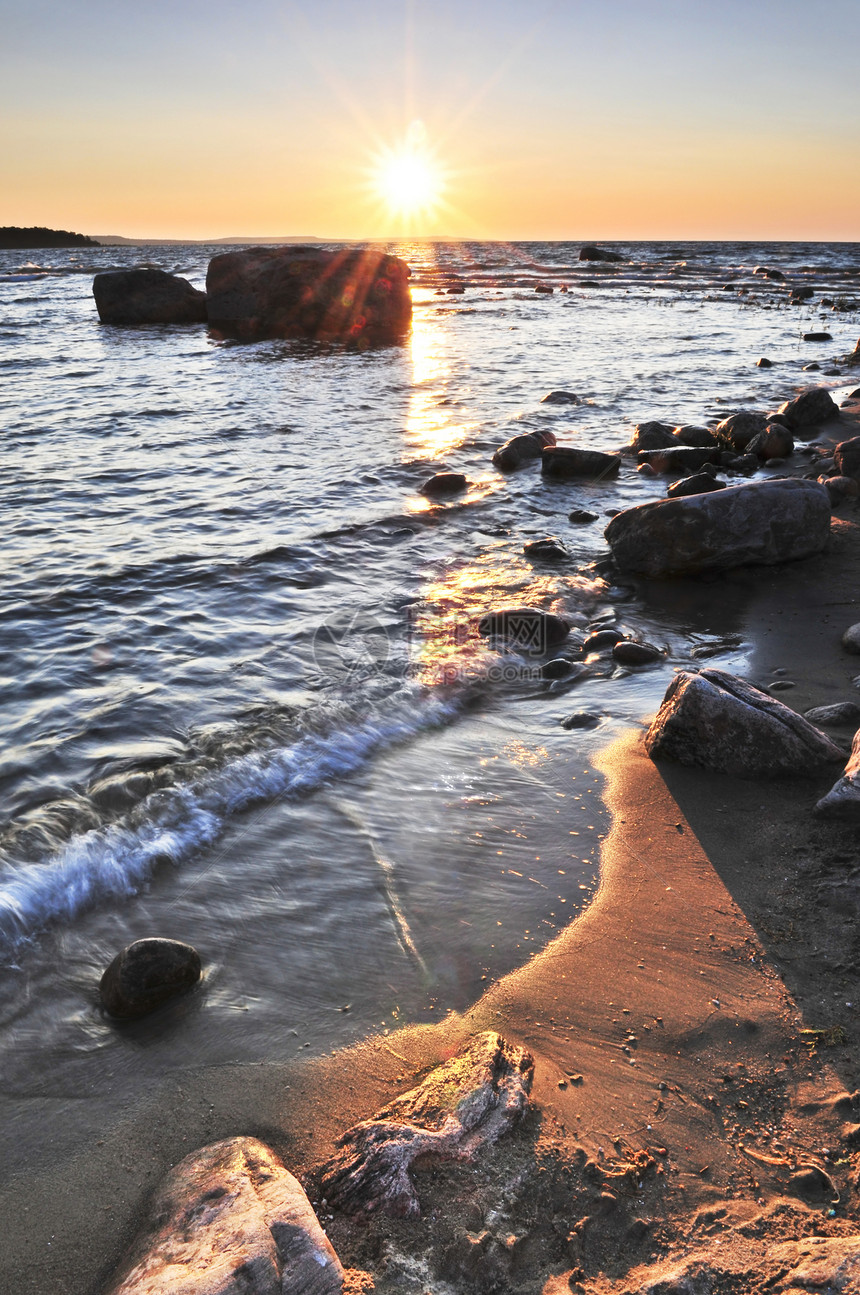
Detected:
[{"left": 4, "top": 406, "right": 860, "bottom": 1292}]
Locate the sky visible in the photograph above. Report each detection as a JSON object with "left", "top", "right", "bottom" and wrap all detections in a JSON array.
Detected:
[{"left": 1, "top": 0, "right": 859, "bottom": 241}]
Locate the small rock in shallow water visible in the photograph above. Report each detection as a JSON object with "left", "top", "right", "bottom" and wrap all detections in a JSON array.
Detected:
[
  {"left": 523, "top": 536, "right": 569, "bottom": 561},
  {"left": 100, "top": 938, "right": 201, "bottom": 1020},
  {"left": 612, "top": 641, "right": 662, "bottom": 666},
  {"left": 804, "top": 702, "right": 860, "bottom": 726},
  {"left": 568, "top": 508, "right": 599, "bottom": 524},
  {"left": 560, "top": 712, "right": 600, "bottom": 729},
  {"left": 420, "top": 471, "right": 468, "bottom": 497}
]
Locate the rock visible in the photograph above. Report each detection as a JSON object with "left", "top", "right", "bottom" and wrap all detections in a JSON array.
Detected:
[
  {"left": 835, "top": 436, "right": 860, "bottom": 479},
  {"left": 804, "top": 331, "right": 833, "bottom": 342},
  {"left": 629, "top": 422, "right": 678, "bottom": 453},
  {"left": 492, "top": 429, "right": 556, "bottom": 471},
  {"left": 569, "top": 509, "right": 599, "bottom": 524},
  {"left": 816, "top": 727, "right": 860, "bottom": 819},
  {"left": 791, "top": 285, "right": 815, "bottom": 301},
  {"left": 778, "top": 387, "right": 840, "bottom": 428},
  {"left": 206, "top": 246, "right": 411, "bottom": 342},
  {"left": 106, "top": 1137, "right": 343, "bottom": 1295},
  {"left": 645, "top": 667, "right": 844, "bottom": 777},
  {"left": 746, "top": 423, "right": 794, "bottom": 460},
  {"left": 320, "top": 1032, "right": 533, "bottom": 1218},
  {"left": 674, "top": 425, "right": 718, "bottom": 448},
  {"left": 666, "top": 472, "right": 726, "bottom": 499},
  {"left": 824, "top": 475, "right": 860, "bottom": 505},
  {"left": 524, "top": 536, "right": 569, "bottom": 561},
  {"left": 478, "top": 607, "right": 570, "bottom": 651},
  {"left": 541, "top": 390, "right": 580, "bottom": 404},
  {"left": 804, "top": 702, "right": 860, "bottom": 727},
  {"left": 420, "top": 471, "right": 468, "bottom": 497},
  {"left": 713, "top": 411, "right": 770, "bottom": 452},
  {"left": 637, "top": 446, "right": 721, "bottom": 474},
  {"left": 604, "top": 479, "right": 831, "bottom": 578},
  {"left": 99, "top": 938, "right": 201, "bottom": 1019},
  {"left": 92, "top": 270, "right": 207, "bottom": 325},
  {"left": 579, "top": 245, "right": 624, "bottom": 263},
  {"left": 788, "top": 1164, "right": 836, "bottom": 1202},
  {"left": 535, "top": 284, "right": 554, "bottom": 294},
  {"left": 612, "top": 641, "right": 662, "bottom": 665},
  {"left": 756, "top": 357, "right": 773, "bottom": 367},
  {"left": 542, "top": 446, "right": 621, "bottom": 481},
  {"left": 560, "top": 712, "right": 600, "bottom": 729}
]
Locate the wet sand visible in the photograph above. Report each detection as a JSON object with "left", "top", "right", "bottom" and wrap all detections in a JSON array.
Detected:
[{"left": 3, "top": 402, "right": 860, "bottom": 1293}]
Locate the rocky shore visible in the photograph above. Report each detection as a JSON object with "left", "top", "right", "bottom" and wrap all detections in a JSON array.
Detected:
[{"left": 4, "top": 356, "right": 860, "bottom": 1290}]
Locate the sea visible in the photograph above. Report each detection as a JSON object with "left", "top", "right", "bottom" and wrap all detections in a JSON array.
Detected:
[{"left": 1, "top": 239, "right": 858, "bottom": 1170}]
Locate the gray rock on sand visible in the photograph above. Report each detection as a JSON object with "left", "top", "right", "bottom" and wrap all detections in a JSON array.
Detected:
[
  {"left": 604, "top": 478, "right": 831, "bottom": 578},
  {"left": 834, "top": 436, "right": 860, "bottom": 479},
  {"left": 206, "top": 245, "right": 411, "bottom": 342},
  {"left": 320, "top": 1032, "right": 533, "bottom": 1218},
  {"left": 805, "top": 702, "right": 860, "bottom": 727},
  {"left": 713, "top": 411, "right": 770, "bottom": 452},
  {"left": 542, "top": 445, "right": 620, "bottom": 481},
  {"left": 492, "top": 429, "right": 555, "bottom": 471},
  {"left": 637, "top": 446, "right": 720, "bottom": 474},
  {"left": 99, "top": 938, "right": 201, "bottom": 1019},
  {"left": 777, "top": 387, "right": 840, "bottom": 428},
  {"left": 816, "top": 729, "right": 860, "bottom": 819},
  {"left": 106, "top": 1137, "right": 343, "bottom": 1295},
  {"left": 541, "top": 390, "right": 580, "bottom": 404},
  {"left": 666, "top": 472, "right": 725, "bottom": 499},
  {"left": 645, "top": 667, "right": 844, "bottom": 777},
  {"left": 92, "top": 270, "right": 207, "bottom": 325},
  {"left": 420, "top": 471, "right": 468, "bottom": 497},
  {"left": 478, "top": 607, "right": 570, "bottom": 652}
]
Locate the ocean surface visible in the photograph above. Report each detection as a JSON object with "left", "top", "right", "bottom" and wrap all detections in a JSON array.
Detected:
[{"left": 1, "top": 239, "right": 858, "bottom": 1154}]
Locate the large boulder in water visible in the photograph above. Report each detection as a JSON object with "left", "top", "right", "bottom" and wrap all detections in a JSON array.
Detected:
[
  {"left": 106, "top": 1137, "right": 344, "bottom": 1295},
  {"left": 93, "top": 269, "right": 207, "bottom": 325},
  {"left": 206, "top": 245, "right": 411, "bottom": 343},
  {"left": 99, "top": 937, "right": 201, "bottom": 1019},
  {"left": 604, "top": 478, "right": 831, "bottom": 578},
  {"left": 645, "top": 668, "right": 844, "bottom": 778}
]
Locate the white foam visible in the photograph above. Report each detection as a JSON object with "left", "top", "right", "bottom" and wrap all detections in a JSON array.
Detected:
[{"left": 0, "top": 690, "right": 459, "bottom": 949}]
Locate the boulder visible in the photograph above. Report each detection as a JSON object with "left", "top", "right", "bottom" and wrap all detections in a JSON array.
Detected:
[
  {"left": 206, "top": 246, "right": 411, "bottom": 343},
  {"left": 92, "top": 270, "right": 207, "bottom": 325},
  {"left": 420, "top": 471, "right": 468, "bottom": 497},
  {"left": 835, "top": 436, "right": 860, "bottom": 479},
  {"left": 478, "top": 607, "right": 570, "bottom": 652},
  {"left": 579, "top": 245, "right": 624, "bottom": 263},
  {"left": 100, "top": 938, "right": 201, "bottom": 1019},
  {"left": 604, "top": 478, "right": 831, "bottom": 578},
  {"left": 666, "top": 472, "right": 725, "bottom": 499},
  {"left": 541, "top": 390, "right": 580, "bottom": 404},
  {"left": 320, "top": 1032, "right": 533, "bottom": 1218},
  {"left": 523, "top": 536, "right": 569, "bottom": 561},
  {"left": 107, "top": 1137, "right": 343, "bottom": 1295},
  {"left": 636, "top": 446, "right": 721, "bottom": 474},
  {"left": 492, "top": 429, "right": 555, "bottom": 471},
  {"left": 805, "top": 702, "right": 860, "bottom": 727},
  {"left": 645, "top": 668, "right": 844, "bottom": 777},
  {"left": 542, "top": 445, "right": 620, "bottom": 481},
  {"left": 777, "top": 387, "right": 839, "bottom": 428},
  {"left": 746, "top": 423, "right": 794, "bottom": 460},
  {"left": 713, "top": 411, "right": 770, "bottom": 452},
  {"left": 628, "top": 421, "right": 678, "bottom": 453}
]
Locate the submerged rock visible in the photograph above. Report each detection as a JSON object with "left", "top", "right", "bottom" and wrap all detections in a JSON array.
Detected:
[
  {"left": 777, "top": 387, "right": 840, "bottom": 428},
  {"left": 93, "top": 269, "right": 207, "bottom": 325},
  {"left": 478, "top": 607, "right": 570, "bottom": 652},
  {"left": 206, "top": 245, "right": 411, "bottom": 342},
  {"left": 320, "top": 1032, "right": 533, "bottom": 1218},
  {"left": 604, "top": 479, "right": 831, "bottom": 578},
  {"left": 816, "top": 727, "right": 860, "bottom": 820},
  {"left": 645, "top": 667, "right": 844, "bottom": 777},
  {"left": 492, "top": 429, "right": 555, "bottom": 471},
  {"left": 99, "top": 938, "right": 201, "bottom": 1019},
  {"left": 106, "top": 1137, "right": 343, "bottom": 1295},
  {"left": 420, "top": 471, "right": 468, "bottom": 497},
  {"left": 542, "top": 445, "right": 621, "bottom": 481}
]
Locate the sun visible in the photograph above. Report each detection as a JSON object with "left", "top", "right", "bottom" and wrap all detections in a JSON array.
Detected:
[{"left": 370, "top": 121, "right": 446, "bottom": 226}]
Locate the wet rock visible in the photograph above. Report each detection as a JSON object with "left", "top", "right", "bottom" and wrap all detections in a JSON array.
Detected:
[
  {"left": 788, "top": 1164, "right": 836, "bottom": 1202},
  {"left": 523, "top": 537, "right": 569, "bottom": 565},
  {"left": 824, "top": 475, "right": 859, "bottom": 505},
  {"left": 604, "top": 479, "right": 831, "bottom": 578},
  {"left": 746, "top": 423, "right": 794, "bottom": 460},
  {"left": 629, "top": 421, "right": 678, "bottom": 453},
  {"left": 613, "top": 641, "right": 662, "bottom": 666},
  {"left": 206, "top": 246, "right": 411, "bottom": 342},
  {"left": 804, "top": 331, "right": 833, "bottom": 342},
  {"left": 584, "top": 628, "right": 624, "bottom": 652},
  {"left": 106, "top": 1137, "right": 343, "bottom": 1295},
  {"left": 493, "top": 429, "right": 556, "bottom": 471},
  {"left": 579, "top": 245, "right": 624, "bottom": 262},
  {"left": 93, "top": 270, "right": 208, "bottom": 325},
  {"left": 778, "top": 387, "right": 840, "bottom": 428},
  {"left": 834, "top": 436, "right": 860, "bottom": 479},
  {"left": 756, "top": 357, "right": 773, "bottom": 367},
  {"left": 320, "top": 1032, "right": 533, "bottom": 1218},
  {"left": 804, "top": 701, "right": 860, "bottom": 727},
  {"left": 560, "top": 712, "right": 600, "bottom": 729},
  {"left": 674, "top": 425, "right": 718, "bottom": 448},
  {"left": 99, "top": 938, "right": 202, "bottom": 1019},
  {"left": 569, "top": 509, "right": 599, "bottom": 524},
  {"left": 541, "top": 390, "right": 580, "bottom": 404},
  {"left": 666, "top": 472, "right": 726, "bottom": 499},
  {"left": 815, "top": 727, "right": 860, "bottom": 820},
  {"left": 843, "top": 623, "right": 860, "bottom": 653},
  {"left": 713, "top": 410, "right": 770, "bottom": 452},
  {"left": 478, "top": 607, "right": 570, "bottom": 651},
  {"left": 542, "top": 445, "right": 621, "bottom": 481},
  {"left": 637, "top": 446, "right": 721, "bottom": 475},
  {"left": 645, "top": 667, "right": 844, "bottom": 777},
  {"left": 420, "top": 471, "right": 468, "bottom": 497}
]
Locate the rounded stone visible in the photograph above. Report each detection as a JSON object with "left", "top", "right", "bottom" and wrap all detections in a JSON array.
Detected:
[{"left": 99, "top": 938, "right": 202, "bottom": 1019}]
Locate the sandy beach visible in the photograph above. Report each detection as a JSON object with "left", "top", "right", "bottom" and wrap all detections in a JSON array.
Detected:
[{"left": 1, "top": 398, "right": 859, "bottom": 1292}]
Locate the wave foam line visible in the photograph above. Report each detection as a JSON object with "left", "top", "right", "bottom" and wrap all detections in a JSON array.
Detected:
[{"left": 0, "top": 691, "right": 460, "bottom": 951}]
